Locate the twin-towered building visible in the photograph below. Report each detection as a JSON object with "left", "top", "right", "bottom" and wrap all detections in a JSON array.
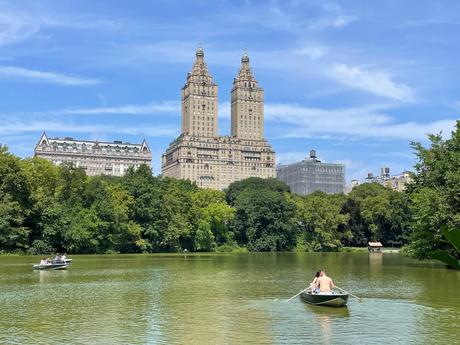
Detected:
[
  {"left": 161, "top": 48, "right": 276, "bottom": 190},
  {"left": 33, "top": 49, "right": 352, "bottom": 194},
  {"left": 34, "top": 48, "right": 276, "bottom": 189}
]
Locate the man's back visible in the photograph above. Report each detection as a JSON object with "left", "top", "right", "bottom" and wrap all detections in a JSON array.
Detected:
[{"left": 317, "top": 275, "right": 334, "bottom": 292}]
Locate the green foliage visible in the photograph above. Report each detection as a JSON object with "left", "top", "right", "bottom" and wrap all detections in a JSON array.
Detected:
[
  {"left": 293, "top": 192, "right": 349, "bottom": 251},
  {"left": 441, "top": 225, "right": 460, "bottom": 252},
  {"left": 230, "top": 188, "right": 297, "bottom": 251},
  {"left": 193, "top": 189, "right": 235, "bottom": 250},
  {"left": 0, "top": 148, "right": 32, "bottom": 251},
  {"left": 0, "top": 194, "right": 29, "bottom": 251},
  {"left": 225, "top": 177, "right": 290, "bottom": 205},
  {"left": 0, "top": 147, "right": 414, "bottom": 254},
  {"left": 427, "top": 226, "right": 460, "bottom": 269},
  {"left": 405, "top": 120, "right": 460, "bottom": 265},
  {"left": 344, "top": 183, "right": 411, "bottom": 247}
]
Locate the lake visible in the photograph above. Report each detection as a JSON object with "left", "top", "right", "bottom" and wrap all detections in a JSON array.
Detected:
[{"left": 1, "top": 253, "right": 459, "bottom": 344}]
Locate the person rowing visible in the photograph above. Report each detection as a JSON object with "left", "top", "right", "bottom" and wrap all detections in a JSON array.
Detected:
[
  {"left": 316, "top": 269, "right": 335, "bottom": 295},
  {"left": 308, "top": 271, "right": 321, "bottom": 293}
]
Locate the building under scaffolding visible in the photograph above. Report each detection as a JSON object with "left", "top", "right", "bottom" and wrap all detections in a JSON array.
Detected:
[{"left": 276, "top": 150, "right": 345, "bottom": 195}]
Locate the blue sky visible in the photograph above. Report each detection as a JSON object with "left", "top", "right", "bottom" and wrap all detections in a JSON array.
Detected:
[{"left": 0, "top": 0, "right": 459, "bottom": 181}]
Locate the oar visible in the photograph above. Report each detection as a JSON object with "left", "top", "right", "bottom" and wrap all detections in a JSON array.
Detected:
[
  {"left": 335, "top": 286, "right": 362, "bottom": 302},
  {"left": 287, "top": 288, "right": 308, "bottom": 302}
]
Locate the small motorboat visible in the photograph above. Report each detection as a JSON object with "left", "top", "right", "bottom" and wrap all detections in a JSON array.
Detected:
[
  {"left": 32, "top": 263, "right": 69, "bottom": 270},
  {"left": 300, "top": 291, "right": 349, "bottom": 307},
  {"left": 52, "top": 258, "right": 72, "bottom": 264}
]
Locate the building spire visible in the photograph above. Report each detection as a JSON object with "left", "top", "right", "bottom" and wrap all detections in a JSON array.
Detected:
[
  {"left": 242, "top": 49, "right": 249, "bottom": 63},
  {"left": 234, "top": 49, "right": 255, "bottom": 84},
  {"left": 196, "top": 44, "right": 204, "bottom": 62},
  {"left": 188, "top": 45, "right": 212, "bottom": 81}
]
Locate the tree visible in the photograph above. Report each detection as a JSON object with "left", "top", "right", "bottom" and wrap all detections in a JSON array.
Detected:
[
  {"left": 0, "top": 147, "right": 31, "bottom": 251},
  {"left": 155, "top": 178, "right": 198, "bottom": 251},
  {"left": 192, "top": 189, "right": 235, "bottom": 251},
  {"left": 21, "top": 157, "right": 60, "bottom": 247},
  {"left": 0, "top": 194, "right": 29, "bottom": 251},
  {"left": 344, "top": 183, "right": 410, "bottom": 247},
  {"left": 232, "top": 189, "right": 297, "bottom": 251},
  {"left": 293, "top": 192, "right": 349, "bottom": 251},
  {"left": 121, "top": 165, "right": 163, "bottom": 251},
  {"left": 405, "top": 120, "right": 460, "bottom": 263},
  {"left": 225, "top": 177, "right": 290, "bottom": 205}
]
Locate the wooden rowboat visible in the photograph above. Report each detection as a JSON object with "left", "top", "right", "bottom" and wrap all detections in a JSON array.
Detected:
[
  {"left": 300, "top": 291, "right": 349, "bottom": 307},
  {"left": 32, "top": 263, "right": 69, "bottom": 270}
]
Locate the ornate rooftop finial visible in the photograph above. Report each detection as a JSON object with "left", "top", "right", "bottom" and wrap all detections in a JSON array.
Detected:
[
  {"left": 196, "top": 43, "right": 204, "bottom": 58},
  {"left": 242, "top": 49, "right": 249, "bottom": 63}
]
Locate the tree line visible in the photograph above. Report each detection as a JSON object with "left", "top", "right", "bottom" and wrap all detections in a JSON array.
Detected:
[
  {"left": 0, "top": 145, "right": 412, "bottom": 254},
  {"left": 0, "top": 121, "right": 458, "bottom": 262}
]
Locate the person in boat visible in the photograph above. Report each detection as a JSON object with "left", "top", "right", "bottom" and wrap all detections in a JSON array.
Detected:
[
  {"left": 308, "top": 271, "right": 321, "bottom": 293},
  {"left": 316, "top": 270, "right": 335, "bottom": 295},
  {"left": 52, "top": 255, "right": 61, "bottom": 263},
  {"left": 39, "top": 258, "right": 48, "bottom": 266}
]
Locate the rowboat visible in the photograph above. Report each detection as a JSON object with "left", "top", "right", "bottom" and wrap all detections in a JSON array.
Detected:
[
  {"left": 32, "top": 263, "right": 69, "bottom": 270},
  {"left": 300, "top": 291, "right": 349, "bottom": 307}
]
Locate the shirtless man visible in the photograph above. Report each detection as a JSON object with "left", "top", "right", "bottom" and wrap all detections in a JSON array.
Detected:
[{"left": 316, "top": 270, "right": 335, "bottom": 294}]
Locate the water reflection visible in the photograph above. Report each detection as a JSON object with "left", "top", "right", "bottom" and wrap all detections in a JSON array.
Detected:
[
  {"left": 306, "top": 304, "right": 350, "bottom": 318},
  {"left": 1, "top": 253, "right": 459, "bottom": 345},
  {"left": 37, "top": 270, "right": 68, "bottom": 284},
  {"left": 368, "top": 252, "right": 383, "bottom": 268}
]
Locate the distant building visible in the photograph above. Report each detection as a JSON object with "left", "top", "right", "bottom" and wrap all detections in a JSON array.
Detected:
[
  {"left": 361, "top": 167, "right": 412, "bottom": 191},
  {"left": 345, "top": 179, "right": 360, "bottom": 193},
  {"left": 350, "top": 179, "right": 360, "bottom": 189},
  {"left": 276, "top": 150, "right": 345, "bottom": 195},
  {"left": 389, "top": 171, "right": 412, "bottom": 191},
  {"left": 34, "top": 132, "right": 152, "bottom": 176}
]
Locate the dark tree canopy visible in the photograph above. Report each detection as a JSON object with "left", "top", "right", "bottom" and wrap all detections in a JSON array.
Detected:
[
  {"left": 225, "top": 177, "right": 290, "bottom": 205},
  {"left": 0, "top": 148, "right": 414, "bottom": 255}
]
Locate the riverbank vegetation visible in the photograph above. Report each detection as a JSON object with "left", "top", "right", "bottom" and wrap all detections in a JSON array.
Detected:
[
  {"left": 0, "top": 121, "right": 458, "bottom": 261},
  {"left": 0, "top": 147, "right": 409, "bottom": 254},
  {"left": 403, "top": 121, "right": 460, "bottom": 267}
]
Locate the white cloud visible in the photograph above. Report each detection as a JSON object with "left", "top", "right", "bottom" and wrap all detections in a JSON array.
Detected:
[
  {"left": 11, "top": 99, "right": 454, "bottom": 142},
  {"left": 0, "top": 10, "right": 40, "bottom": 46},
  {"left": 294, "top": 44, "right": 328, "bottom": 60},
  {"left": 55, "top": 99, "right": 454, "bottom": 141},
  {"left": 58, "top": 101, "right": 180, "bottom": 115},
  {"left": 0, "top": 119, "right": 177, "bottom": 137},
  {"left": 263, "top": 102, "right": 455, "bottom": 140},
  {"left": 276, "top": 151, "right": 308, "bottom": 165},
  {"left": 306, "top": 15, "right": 357, "bottom": 30},
  {"left": 0, "top": 4, "right": 125, "bottom": 47},
  {"left": 0, "top": 66, "right": 101, "bottom": 86},
  {"left": 333, "top": 15, "right": 357, "bottom": 28},
  {"left": 330, "top": 64, "right": 415, "bottom": 102},
  {"left": 219, "top": 102, "right": 231, "bottom": 119}
]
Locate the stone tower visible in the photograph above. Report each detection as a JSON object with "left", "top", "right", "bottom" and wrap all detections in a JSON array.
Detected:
[
  {"left": 162, "top": 48, "right": 275, "bottom": 190},
  {"left": 181, "top": 47, "right": 218, "bottom": 137},
  {"left": 231, "top": 51, "right": 264, "bottom": 140}
]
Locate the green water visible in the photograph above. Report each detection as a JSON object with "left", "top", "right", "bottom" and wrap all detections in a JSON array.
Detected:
[{"left": 1, "top": 253, "right": 459, "bottom": 345}]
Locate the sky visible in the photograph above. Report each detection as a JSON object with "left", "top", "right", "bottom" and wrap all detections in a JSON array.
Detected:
[{"left": 0, "top": 0, "right": 459, "bottom": 181}]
